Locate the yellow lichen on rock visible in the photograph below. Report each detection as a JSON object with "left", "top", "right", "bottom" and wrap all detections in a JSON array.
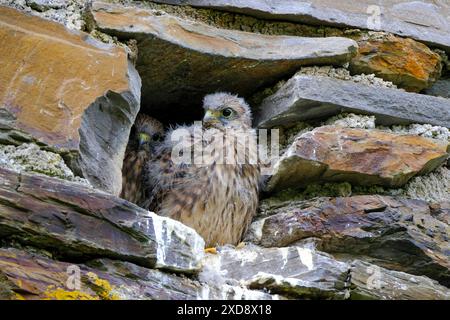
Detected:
[
  {"left": 43, "top": 286, "right": 98, "bottom": 300},
  {"left": 86, "top": 272, "right": 120, "bottom": 300},
  {"left": 14, "top": 293, "right": 26, "bottom": 300},
  {"left": 42, "top": 274, "right": 121, "bottom": 300}
]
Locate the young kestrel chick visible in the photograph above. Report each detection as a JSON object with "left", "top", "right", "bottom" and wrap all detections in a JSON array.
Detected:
[
  {"left": 147, "top": 93, "right": 260, "bottom": 247},
  {"left": 121, "top": 114, "right": 164, "bottom": 208}
]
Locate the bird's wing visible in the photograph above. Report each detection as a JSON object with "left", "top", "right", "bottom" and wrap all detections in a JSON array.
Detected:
[
  {"left": 146, "top": 123, "right": 212, "bottom": 213},
  {"left": 121, "top": 150, "right": 149, "bottom": 205},
  {"left": 145, "top": 150, "right": 169, "bottom": 210},
  {"left": 145, "top": 134, "right": 192, "bottom": 212}
]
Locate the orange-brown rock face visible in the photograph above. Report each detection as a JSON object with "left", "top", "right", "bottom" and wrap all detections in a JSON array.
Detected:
[
  {"left": 268, "top": 126, "right": 449, "bottom": 191},
  {"left": 0, "top": 6, "right": 141, "bottom": 194},
  {"left": 350, "top": 33, "right": 442, "bottom": 92}
]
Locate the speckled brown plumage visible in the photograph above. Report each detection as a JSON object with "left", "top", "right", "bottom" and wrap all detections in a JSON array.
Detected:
[
  {"left": 121, "top": 114, "right": 164, "bottom": 208},
  {"left": 147, "top": 93, "right": 260, "bottom": 247}
]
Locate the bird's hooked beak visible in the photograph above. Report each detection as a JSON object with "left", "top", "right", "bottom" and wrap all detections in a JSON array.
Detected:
[
  {"left": 138, "top": 132, "right": 151, "bottom": 149},
  {"left": 203, "top": 110, "right": 221, "bottom": 128}
]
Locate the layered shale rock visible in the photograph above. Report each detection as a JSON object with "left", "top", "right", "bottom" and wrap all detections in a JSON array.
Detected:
[
  {"left": 199, "top": 243, "right": 450, "bottom": 299},
  {"left": 1, "top": 1, "right": 449, "bottom": 301},
  {"left": 430, "top": 203, "right": 450, "bottom": 227},
  {"left": 0, "top": 6, "right": 140, "bottom": 195},
  {"left": 350, "top": 33, "right": 442, "bottom": 92},
  {"left": 0, "top": 248, "right": 274, "bottom": 300},
  {"left": 90, "top": 0, "right": 357, "bottom": 122},
  {"left": 267, "top": 126, "right": 449, "bottom": 191},
  {"left": 0, "top": 168, "right": 204, "bottom": 273},
  {"left": 350, "top": 260, "right": 450, "bottom": 300},
  {"left": 425, "top": 79, "right": 450, "bottom": 98},
  {"left": 201, "top": 245, "right": 350, "bottom": 299},
  {"left": 154, "top": 0, "right": 450, "bottom": 52},
  {"left": 246, "top": 195, "right": 450, "bottom": 286},
  {"left": 254, "top": 74, "right": 450, "bottom": 129}
]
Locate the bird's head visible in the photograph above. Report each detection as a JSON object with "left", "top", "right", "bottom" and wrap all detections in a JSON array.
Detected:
[
  {"left": 134, "top": 114, "right": 164, "bottom": 153},
  {"left": 202, "top": 92, "right": 252, "bottom": 131}
]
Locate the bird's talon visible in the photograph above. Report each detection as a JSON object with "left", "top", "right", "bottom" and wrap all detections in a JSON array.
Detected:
[
  {"left": 204, "top": 247, "right": 217, "bottom": 254},
  {"left": 236, "top": 242, "right": 246, "bottom": 249}
]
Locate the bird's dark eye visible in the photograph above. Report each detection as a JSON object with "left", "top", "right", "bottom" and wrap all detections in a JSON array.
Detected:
[
  {"left": 152, "top": 133, "right": 161, "bottom": 141},
  {"left": 222, "top": 108, "right": 233, "bottom": 118}
]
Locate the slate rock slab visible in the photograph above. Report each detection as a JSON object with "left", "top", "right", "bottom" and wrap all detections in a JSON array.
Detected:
[
  {"left": 350, "top": 260, "right": 450, "bottom": 300},
  {"left": 267, "top": 125, "right": 449, "bottom": 191},
  {"left": 254, "top": 74, "right": 450, "bottom": 129},
  {"left": 0, "top": 6, "right": 141, "bottom": 195},
  {"left": 425, "top": 79, "right": 450, "bottom": 99},
  {"left": 90, "top": 1, "right": 357, "bottom": 122},
  {"left": 200, "top": 245, "right": 350, "bottom": 299},
  {"left": 246, "top": 195, "right": 450, "bottom": 286},
  {"left": 350, "top": 33, "right": 442, "bottom": 92},
  {"left": 154, "top": 0, "right": 450, "bottom": 52},
  {"left": 0, "top": 168, "right": 205, "bottom": 273},
  {"left": 0, "top": 248, "right": 273, "bottom": 300}
]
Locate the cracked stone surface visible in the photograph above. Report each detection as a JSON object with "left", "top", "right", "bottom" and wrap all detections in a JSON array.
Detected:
[
  {"left": 90, "top": 0, "right": 357, "bottom": 123},
  {"left": 254, "top": 74, "right": 450, "bottom": 129},
  {"left": 0, "top": 167, "right": 205, "bottom": 273},
  {"left": 267, "top": 125, "right": 449, "bottom": 191},
  {"left": 246, "top": 195, "right": 450, "bottom": 287},
  {"left": 154, "top": 0, "right": 450, "bottom": 52},
  {"left": 0, "top": 248, "right": 275, "bottom": 300},
  {"left": 0, "top": 6, "right": 140, "bottom": 195}
]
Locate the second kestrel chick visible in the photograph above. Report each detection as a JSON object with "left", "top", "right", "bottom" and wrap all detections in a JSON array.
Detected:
[{"left": 121, "top": 114, "right": 164, "bottom": 208}]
